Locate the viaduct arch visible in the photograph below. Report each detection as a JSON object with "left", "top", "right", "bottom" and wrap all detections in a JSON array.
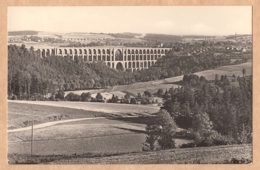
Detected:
[{"left": 36, "top": 47, "right": 171, "bottom": 71}]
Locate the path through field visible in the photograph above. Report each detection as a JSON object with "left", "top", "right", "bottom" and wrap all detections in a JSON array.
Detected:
[{"left": 8, "top": 117, "right": 106, "bottom": 132}]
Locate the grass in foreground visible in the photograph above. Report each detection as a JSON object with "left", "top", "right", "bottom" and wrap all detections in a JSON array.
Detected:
[{"left": 8, "top": 144, "right": 252, "bottom": 164}]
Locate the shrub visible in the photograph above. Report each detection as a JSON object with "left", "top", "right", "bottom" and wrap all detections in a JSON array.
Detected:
[
  {"left": 175, "top": 129, "right": 194, "bottom": 139},
  {"left": 180, "top": 142, "right": 196, "bottom": 148},
  {"left": 49, "top": 95, "right": 56, "bottom": 101},
  {"left": 194, "top": 130, "right": 234, "bottom": 147},
  {"left": 81, "top": 92, "right": 91, "bottom": 102},
  {"left": 96, "top": 93, "right": 103, "bottom": 102},
  {"left": 130, "top": 98, "right": 137, "bottom": 104},
  {"left": 65, "top": 92, "right": 81, "bottom": 101},
  {"left": 223, "top": 158, "right": 252, "bottom": 164},
  {"left": 11, "top": 95, "right": 17, "bottom": 100},
  {"left": 55, "top": 90, "right": 65, "bottom": 100}
]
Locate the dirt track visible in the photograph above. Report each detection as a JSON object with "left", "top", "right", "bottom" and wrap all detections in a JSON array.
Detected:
[{"left": 8, "top": 117, "right": 106, "bottom": 133}]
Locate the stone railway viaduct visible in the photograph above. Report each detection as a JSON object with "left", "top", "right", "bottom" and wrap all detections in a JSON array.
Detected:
[{"left": 36, "top": 47, "right": 172, "bottom": 71}]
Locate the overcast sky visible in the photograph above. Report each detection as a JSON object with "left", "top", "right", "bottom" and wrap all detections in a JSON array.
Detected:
[{"left": 8, "top": 6, "right": 252, "bottom": 35}]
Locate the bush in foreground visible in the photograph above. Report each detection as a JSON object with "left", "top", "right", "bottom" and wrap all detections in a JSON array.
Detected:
[{"left": 143, "top": 109, "right": 178, "bottom": 151}]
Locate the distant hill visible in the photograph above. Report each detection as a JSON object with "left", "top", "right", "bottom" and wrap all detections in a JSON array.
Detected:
[
  {"left": 182, "top": 35, "right": 213, "bottom": 38},
  {"left": 109, "top": 33, "right": 135, "bottom": 39},
  {"left": 225, "top": 34, "right": 252, "bottom": 39},
  {"left": 143, "top": 33, "right": 183, "bottom": 43},
  {"left": 123, "top": 32, "right": 142, "bottom": 36},
  {"left": 8, "top": 30, "right": 39, "bottom": 36}
]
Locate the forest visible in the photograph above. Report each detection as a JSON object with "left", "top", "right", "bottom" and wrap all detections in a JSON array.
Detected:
[{"left": 143, "top": 73, "right": 252, "bottom": 150}]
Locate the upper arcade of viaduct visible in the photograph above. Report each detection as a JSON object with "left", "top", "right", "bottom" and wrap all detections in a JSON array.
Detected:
[{"left": 36, "top": 47, "right": 172, "bottom": 71}]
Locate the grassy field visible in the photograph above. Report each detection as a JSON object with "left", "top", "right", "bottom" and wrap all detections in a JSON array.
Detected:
[
  {"left": 9, "top": 134, "right": 147, "bottom": 156},
  {"left": 194, "top": 61, "right": 252, "bottom": 80},
  {"left": 8, "top": 102, "right": 148, "bottom": 155},
  {"left": 9, "top": 100, "right": 159, "bottom": 115},
  {"left": 106, "top": 81, "right": 181, "bottom": 97},
  {"left": 8, "top": 102, "right": 111, "bottom": 129},
  {"left": 8, "top": 144, "right": 251, "bottom": 164},
  {"left": 165, "top": 60, "right": 252, "bottom": 82},
  {"left": 8, "top": 101, "right": 159, "bottom": 130},
  {"left": 8, "top": 102, "right": 190, "bottom": 157},
  {"left": 70, "top": 144, "right": 252, "bottom": 164}
]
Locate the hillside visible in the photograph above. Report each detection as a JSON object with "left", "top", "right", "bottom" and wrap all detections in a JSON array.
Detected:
[{"left": 7, "top": 44, "right": 135, "bottom": 100}]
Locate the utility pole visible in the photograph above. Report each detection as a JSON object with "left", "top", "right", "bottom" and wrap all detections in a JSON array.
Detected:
[{"left": 31, "top": 119, "right": 34, "bottom": 156}]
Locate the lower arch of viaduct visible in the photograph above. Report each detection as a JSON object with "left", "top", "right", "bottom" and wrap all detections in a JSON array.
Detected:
[{"left": 36, "top": 47, "right": 171, "bottom": 71}]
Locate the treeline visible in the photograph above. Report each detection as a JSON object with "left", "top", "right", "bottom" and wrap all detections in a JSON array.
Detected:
[
  {"left": 8, "top": 30, "right": 38, "bottom": 36},
  {"left": 61, "top": 90, "right": 160, "bottom": 106},
  {"left": 64, "top": 92, "right": 104, "bottom": 102},
  {"left": 133, "top": 52, "right": 234, "bottom": 81}
]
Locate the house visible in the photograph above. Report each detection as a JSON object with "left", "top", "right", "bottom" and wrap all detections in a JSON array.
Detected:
[
  {"left": 214, "top": 53, "right": 223, "bottom": 57},
  {"left": 241, "top": 48, "right": 247, "bottom": 52}
]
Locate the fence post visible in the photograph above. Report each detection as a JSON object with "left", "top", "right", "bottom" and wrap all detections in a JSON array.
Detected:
[{"left": 31, "top": 119, "right": 34, "bottom": 156}]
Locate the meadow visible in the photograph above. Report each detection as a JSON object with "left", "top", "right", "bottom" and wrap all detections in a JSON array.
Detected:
[
  {"left": 8, "top": 100, "right": 159, "bottom": 117},
  {"left": 8, "top": 102, "right": 109, "bottom": 130},
  {"left": 8, "top": 118, "right": 147, "bottom": 155},
  {"left": 8, "top": 102, "right": 191, "bottom": 158},
  {"left": 194, "top": 60, "right": 252, "bottom": 80}
]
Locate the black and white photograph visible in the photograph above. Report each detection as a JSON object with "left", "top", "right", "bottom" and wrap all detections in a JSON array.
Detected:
[{"left": 7, "top": 6, "right": 252, "bottom": 164}]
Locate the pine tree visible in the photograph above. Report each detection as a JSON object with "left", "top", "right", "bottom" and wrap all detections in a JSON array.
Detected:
[{"left": 242, "top": 68, "right": 246, "bottom": 77}]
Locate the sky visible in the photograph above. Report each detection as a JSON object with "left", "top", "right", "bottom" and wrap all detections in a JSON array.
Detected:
[{"left": 8, "top": 6, "right": 252, "bottom": 36}]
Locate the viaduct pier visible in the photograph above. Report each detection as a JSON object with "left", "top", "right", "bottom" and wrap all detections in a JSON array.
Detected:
[{"left": 35, "top": 46, "right": 172, "bottom": 71}]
